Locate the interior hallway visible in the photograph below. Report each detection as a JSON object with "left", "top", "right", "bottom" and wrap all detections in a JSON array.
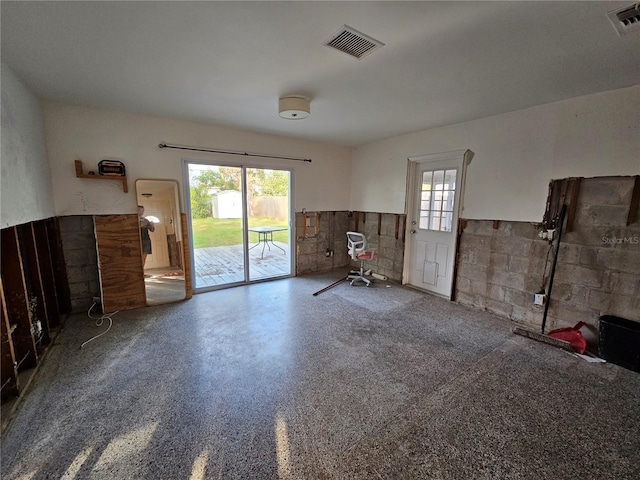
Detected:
[{"left": 2, "top": 272, "right": 639, "bottom": 479}]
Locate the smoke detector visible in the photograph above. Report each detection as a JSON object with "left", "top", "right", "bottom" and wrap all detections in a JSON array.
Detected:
[
  {"left": 324, "top": 25, "right": 384, "bottom": 59},
  {"left": 607, "top": 3, "right": 640, "bottom": 35}
]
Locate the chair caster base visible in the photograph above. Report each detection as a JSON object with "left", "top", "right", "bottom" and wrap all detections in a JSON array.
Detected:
[{"left": 349, "top": 276, "right": 372, "bottom": 286}]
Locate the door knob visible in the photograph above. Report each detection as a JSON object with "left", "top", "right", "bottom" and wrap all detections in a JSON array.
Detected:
[{"left": 410, "top": 229, "right": 416, "bottom": 234}]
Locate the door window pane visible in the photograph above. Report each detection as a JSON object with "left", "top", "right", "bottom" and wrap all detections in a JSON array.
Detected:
[
  {"left": 431, "top": 215, "right": 441, "bottom": 231},
  {"left": 417, "top": 168, "right": 457, "bottom": 233},
  {"left": 442, "top": 212, "right": 453, "bottom": 232},
  {"left": 433, "top": 170, "right": 444, "bottom": 190},
  {"left": 422, "top": 171, "right": 433, "bottom": 190},
  {"left": 444, "top": 170, "right": 457, "bottom": 189},
  {"left": 441, "top": 191, "right": 455, "bottom": 211}
]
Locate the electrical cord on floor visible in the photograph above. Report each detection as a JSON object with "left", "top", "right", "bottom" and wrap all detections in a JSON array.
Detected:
[{"left": 81, "top": 302, "right": 119, "bottom": 349}]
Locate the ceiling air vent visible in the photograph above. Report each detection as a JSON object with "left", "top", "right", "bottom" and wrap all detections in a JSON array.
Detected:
[
  {"left": 324, "top": 25, "right": 384, "bottom": 59},
  {"left": 607, "top": 3, "right": 640, "bottom": 35}
]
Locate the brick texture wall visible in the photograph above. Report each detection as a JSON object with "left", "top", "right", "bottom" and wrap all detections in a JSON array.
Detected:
[
  {"left": 456, "top": 176, "right": 639, "bottom": 346},
  {"left": 356, "top": 213, "right": 406, "bottom": 282},
  {"left": 295, "top": 211, "right": 351, "bottom": 275},
  {"left": 58, "top": 215, "right": 100, "bottom": 312},
  {"left": 294, "top": 211, "right": 406, "bottom": 281}
]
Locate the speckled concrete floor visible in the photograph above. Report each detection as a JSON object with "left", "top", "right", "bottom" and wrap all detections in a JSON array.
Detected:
[{"left": 2, "top": 272, "right": 639, "bottom": 479}]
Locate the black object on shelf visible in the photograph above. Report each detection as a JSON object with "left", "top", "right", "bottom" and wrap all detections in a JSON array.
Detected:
[{"left": 98, "top": 159, "right": 126, "bottom": 176}]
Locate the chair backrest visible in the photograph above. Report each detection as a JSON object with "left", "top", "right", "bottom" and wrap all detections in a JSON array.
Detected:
[{"left": 347, "top": 231, "right": 366, "bottom": 259}]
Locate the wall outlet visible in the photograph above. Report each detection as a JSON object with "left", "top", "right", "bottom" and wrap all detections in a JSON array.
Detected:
[
  {"left": 533, "top": 293, "right": 546, "bottom": 306},
  {"left": 538, "top": 229, "right": 556, "bottom": 241}
]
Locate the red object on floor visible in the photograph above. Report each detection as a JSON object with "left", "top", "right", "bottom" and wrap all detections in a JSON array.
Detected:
[{"left": 547, "top": 321, "right": 587, "bottom": 354}]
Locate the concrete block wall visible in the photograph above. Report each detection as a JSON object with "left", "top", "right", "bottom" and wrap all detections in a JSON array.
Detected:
[
  {"left": 551, "top": 177, "right": 640, "bottom": 343},
  {"left": 355, "top": 213, "right": 406, "bottom": 282},
  {"left": 456, "top": 176, "right": 640, "bottom": 346},
  {"left": 58, "top": 215, "right": 100, "bottom": 312},
  {"left": 294, "top": 211, "right": 406, "bottom": 281},
  {"left": 295, "top": 211, "right": 351, "bottom": 275},
  {"left": 456, "top": 220, "right": 546, "bottom": 328}
]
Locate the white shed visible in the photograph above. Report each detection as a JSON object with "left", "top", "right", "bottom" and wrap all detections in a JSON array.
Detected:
[{"left": 211, "top": 190, "right": 242, "bottom": 219}]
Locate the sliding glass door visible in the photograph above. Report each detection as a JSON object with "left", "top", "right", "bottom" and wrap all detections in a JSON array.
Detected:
[
  {"left": 186, "top": 161, "right": 292, "bottom": 291},
  {"left": 246, "top": 168, "right": 291, "bottom": 281}
]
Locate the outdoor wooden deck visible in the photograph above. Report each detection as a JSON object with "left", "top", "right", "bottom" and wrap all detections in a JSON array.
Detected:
[{"left": 193, "top": 242, "right": 291, "bottom": 288}]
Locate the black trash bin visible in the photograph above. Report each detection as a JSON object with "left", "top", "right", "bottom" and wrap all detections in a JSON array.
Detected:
[{"left": 598, "top": 315, "right": 640, "bottom": 372}]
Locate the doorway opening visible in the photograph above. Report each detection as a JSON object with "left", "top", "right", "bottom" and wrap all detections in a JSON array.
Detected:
[{"left": 185, "top": 161, "right": 293, "bottom": 291}]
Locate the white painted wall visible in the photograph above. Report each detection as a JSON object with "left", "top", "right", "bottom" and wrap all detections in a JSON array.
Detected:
[
  {"left": 1, "top": 63, "right": 55, "bottom": 228},
  {"left": 42, "top": 102, "right": 352, "bottom": 216},
  {"left": 351, "top": 86, "right": 640, "bottom": 222}
]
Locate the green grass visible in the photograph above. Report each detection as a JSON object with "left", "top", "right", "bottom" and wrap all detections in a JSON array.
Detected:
[{"left": 191, "top": 217, "right": 289, "bottom": 249}]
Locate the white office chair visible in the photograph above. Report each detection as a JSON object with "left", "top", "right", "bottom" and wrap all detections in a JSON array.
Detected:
[{"left": 347, "top": 231, "right": 379, "bottom": 286}]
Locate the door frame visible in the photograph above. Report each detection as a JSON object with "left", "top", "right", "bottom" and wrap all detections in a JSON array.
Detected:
[
  {"left": 182, "top": 157, "right": 295, "bottom": 294},
  {"left": 402, "top": 149, "right": 473, "bottom": 298}
]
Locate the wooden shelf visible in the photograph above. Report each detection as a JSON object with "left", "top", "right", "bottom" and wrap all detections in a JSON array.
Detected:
[{"left": 75, "top": 160, "right": 128, "bottom": 192}]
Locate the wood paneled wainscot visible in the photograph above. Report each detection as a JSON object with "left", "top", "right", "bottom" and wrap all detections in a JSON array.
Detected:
[
  {"left": 1, "top": 218, "right": 68, "bottom": 406},
  {"left": 94, "top": 215, "right": 147, "bottom": 312}
]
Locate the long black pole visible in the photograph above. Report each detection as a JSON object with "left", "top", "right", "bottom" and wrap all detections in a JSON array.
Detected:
[
  {"left": 312, "top": 277, "right": 347, "bottom": 296},
  {"left": 541, "top": 204, "right": 566, "bottom": 334},
  {"left": 158, "top": 143, "right": 312, "bottom": 163}
]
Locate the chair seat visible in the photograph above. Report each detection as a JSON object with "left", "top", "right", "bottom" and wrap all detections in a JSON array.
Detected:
[{"left": 356, "top": 251, "right": 378, "bottom": 261}]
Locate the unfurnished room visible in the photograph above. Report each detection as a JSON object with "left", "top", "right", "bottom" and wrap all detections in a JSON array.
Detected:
[{"left": 1, "top": 2, "right": 639, "bottom": 479}]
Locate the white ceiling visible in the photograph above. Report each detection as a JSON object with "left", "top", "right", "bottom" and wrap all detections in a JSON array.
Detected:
[{"left": 2, "top": 1, "right": 639, "bottom": 147}]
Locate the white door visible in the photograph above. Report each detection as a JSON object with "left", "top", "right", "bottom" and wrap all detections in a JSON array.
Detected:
[
  {"left": 143, "top": 201, "right": 170, "bottom": 270},
  {"left": 406, "top": 152, "right": 468, "bottom": 298}
]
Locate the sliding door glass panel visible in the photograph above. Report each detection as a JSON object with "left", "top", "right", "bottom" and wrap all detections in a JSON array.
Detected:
[
  {"left": 246, "top": 168, "right": 292, "bottom": 281},
  {"left": 187, "top": 162, "right": 293, "bottom": 291},
  {"left": 188, "top": 163, "right": 245, "bottom": 289}
]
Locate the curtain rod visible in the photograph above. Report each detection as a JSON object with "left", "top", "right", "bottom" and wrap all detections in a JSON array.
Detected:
[{"left": 158, "top": 143, "right": 312, "bottom": 163}]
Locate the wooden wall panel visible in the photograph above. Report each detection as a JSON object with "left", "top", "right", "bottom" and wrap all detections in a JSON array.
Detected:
[
  {"left": 0, "top": 228, "right": 38, "bottom": 370},
  {"left": 94, "top": 215, "right": 147, "bottom": 312},
  {"left": 167, "top": 234, "right": 180, "bottom": 268},
  {"left": 32, "top": 221, "right": 60, "bottom": 328},
  {"left": 181, "top": 214, "right": 193, "bottom": 299},
  {"left": 1, "top": 281, "right": 19, "bottom": 401},
  {"left": 17, "top": 224, "right": 51, "bottom": 347}
]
